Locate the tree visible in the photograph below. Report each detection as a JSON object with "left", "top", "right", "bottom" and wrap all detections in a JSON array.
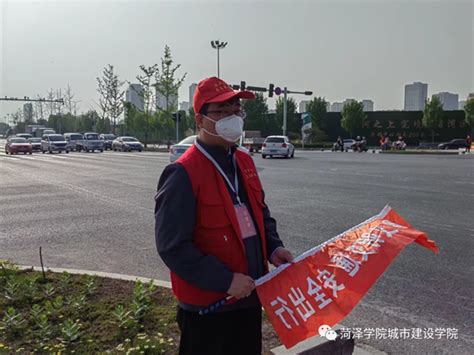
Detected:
[
  {"left": 76, "top": 110, "right": 99, "bottom": 133},
  {"left": 464, "top": 98, "right": 474, "bottom": 135},
  {"left": 154, "top": 45, "right": 187, "bottom": 114},
  {"left": 63, "top": 84, "right": 76, "bottom": 115},
  {"left": 45, "top": 89, "right": 56, "bottom": 118},
  {"left": 187, "top": 107, "right": 196, "bottom": 135},
  {"left": 96, "top": 117, "right": 111, "bottom": 134},
  {"left": 341, "top": 101, "right": 366, "bottom": 138},
  {"left": 135, "top": 64, "right": 159, "bottom": 146},
  {"left": 0, "top": 122, "right": 10, "bottom": 136},
  {"left": 97, "top": 65, "right": 125, "bottom": 134},
  {"left": 423, "top": 95, "right": 444, "bottom": 143},
  {"left": 55, "top": 89, "right": 64, "bottom": 115},
  {"left": 242, "top": 93, "right": 268, "bottom": 131},
  {"left": 48, "top": 113, "right": 76, "bottom": 134},
  {"left": 276, "top": 96, "right": 299, "bottom": 137},
  {"left": 307, "top": 97, "right": 329, "bottom": 131},
  {"left": 34, "top": 94, "right": 45, "bottom": 122}
]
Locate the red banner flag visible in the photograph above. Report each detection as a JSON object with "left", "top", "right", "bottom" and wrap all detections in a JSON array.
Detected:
[{"left": 256, "top": 206, "right": 439, "bottom": 349}]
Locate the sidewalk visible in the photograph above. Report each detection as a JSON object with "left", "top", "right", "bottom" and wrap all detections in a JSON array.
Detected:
[{"left": 19, "top": 265, "right": 387, "bottom": 355}]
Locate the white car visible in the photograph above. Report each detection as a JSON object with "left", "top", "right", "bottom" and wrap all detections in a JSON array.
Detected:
[
  {"left": 76, "top": 132, "right": 104, "bottom": 152},
  {"left": 261, "top": 136, "right": 295, "bottom": 159},
  {"left": 169, "top": 135, "right": 196, "bottom": 162},
  {"left": 64, "top": 133, "right": 84, "bottom": 151},
  {"left": 112, "top": 136, "right": 144, "bottom": 152},
  {"left": 41, "top": 134, "right": 69, "bottom": 154}
]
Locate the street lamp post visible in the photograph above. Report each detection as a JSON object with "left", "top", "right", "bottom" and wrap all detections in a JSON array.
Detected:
[{"left": 210, "top": 40, "right": 228, "bottom": 78}]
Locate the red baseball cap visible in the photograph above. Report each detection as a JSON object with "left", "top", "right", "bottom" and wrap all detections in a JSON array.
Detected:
[{"left": 193, "top": 77, "right": 255, "bottom": 115}]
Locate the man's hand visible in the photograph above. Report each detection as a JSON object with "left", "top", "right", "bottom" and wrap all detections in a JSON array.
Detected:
[
  {"left": 227, "top": 273, "right": 255, "bottom": 299},
  {"left": 270, "top": 247, "right": 294, "bottom": 267}
]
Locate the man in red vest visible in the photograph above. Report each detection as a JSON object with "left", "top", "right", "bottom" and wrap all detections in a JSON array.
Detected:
[{"left": 155, "top": 77, "right": 293, "bottom": 354}]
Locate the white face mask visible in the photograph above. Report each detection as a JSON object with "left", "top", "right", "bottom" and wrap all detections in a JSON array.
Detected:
[{"left": 202, "top": 114, "right": 244, "bottom": 142}]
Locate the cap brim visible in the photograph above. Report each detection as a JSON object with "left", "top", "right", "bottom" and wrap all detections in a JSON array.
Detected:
[{"left": 206, "top": 90, "right": 256, "bottom": 105}]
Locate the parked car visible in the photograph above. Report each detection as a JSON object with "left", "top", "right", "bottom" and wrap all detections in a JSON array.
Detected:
[
  {"left": 28, "top": 137, "right": 42, "bottom": 152},
  {"left": 76, "top": 132, "right": 104, "bottom": 152},
  {"left": 99, "top": 134, "right": 116, "bottom": 150},
  {"left": 169, "top": 135, "right": 196, "bottom": 162},
  {"left": 64, "top": 133, "right": 84, "bottom": 151},
  {"left": 261, "top": 136, "right": 295, "bottom": 159},
  {"left": 112, "top": 136, "right": 144, "bottom": 152},
  {"left": 5, "top": 137, "right": 32, "bottom": 154},
  {"left": 41, "top": 134, "right": 69, "bottom": 154},
  {"left": 438, "top": 139, "right": 467, "bottom": 150},
  {"left": 16, "top": 133, "right": 33, "bottom": 140}
]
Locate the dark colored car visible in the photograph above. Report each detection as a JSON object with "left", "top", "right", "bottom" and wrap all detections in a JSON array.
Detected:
[
  {"left": 438, "top": 139, "right": 467, "bottom": 150},
  {"left": 112, "top": 136, "right": 143, "bottom": 152},
  {"left": 16, "top": 133, "right": 33, "bottom": 140},
  {"left": 28, "top": 137, "right": 42, "bottom": 151},
  {"left": 5, "top": 137, "right": 33, "bottom": 155},
  {"left": 100, "top": 134, "right": 116, "bottom": 150}
]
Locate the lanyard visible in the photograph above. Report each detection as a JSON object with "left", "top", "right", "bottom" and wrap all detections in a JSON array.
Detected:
[{"left": 195, "top": 142, "right": 241, "bottom": 205}]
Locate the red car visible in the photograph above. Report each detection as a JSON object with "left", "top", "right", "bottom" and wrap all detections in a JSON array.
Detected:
[{"left": 5, "top": 137, "right": 33, "bottom": 155}]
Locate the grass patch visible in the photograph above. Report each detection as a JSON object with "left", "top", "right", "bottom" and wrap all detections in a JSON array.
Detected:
[{"left": 0, "top": 261, "right": 280, "bottom": 354}]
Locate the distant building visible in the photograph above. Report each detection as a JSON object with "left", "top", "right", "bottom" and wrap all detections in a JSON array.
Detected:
[
  {"left": 458, "top": 100, "right": 466, "bottom": 110},
  {"left": 404, "top": 82, "right": 428, "bottom": 111},
  {"left": 180, "top": 101, "right": 190, "bottom": 112},
  {"left": 125, "top": 84, "right": 144, "bottom": 111},
  {"left": 189, "top": 83, "right": 198, "bottom": 110},
  {"left": 330, "top": 102, "right": 344, "bottom": 112},
  {"left": 23, "top": 103, "right": 33, "bottom": 122},
  {"left": 433, "top": 92, "right": 458, "bottom": 111},
  {"left": 362, "top": 100, "right": 374, "bottom": 112},
  {"left": 298, "top": 100, "right": 310, "bottom": 113},
  {"left": 156, "top": 91, "right": 178, "bottom": 111}
]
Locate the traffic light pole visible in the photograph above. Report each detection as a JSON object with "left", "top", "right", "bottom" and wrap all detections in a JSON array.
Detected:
[
  {"left": 283, "top": 87, "right": 288, "bottom": 136},
  {"left": 282, "top": 88, "right": 312, "bottom": 137},
  {"left": 0, "top": 97, "right": 64, "bottom": 104},
  {"left": 176, "top": 113, "right": 179, "bottom": 142},
  {"left": 231, "top": 82, "right": 312, "bottom": 137}
]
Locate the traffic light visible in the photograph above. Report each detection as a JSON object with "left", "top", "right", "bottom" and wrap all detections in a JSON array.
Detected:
[
  {"left": 240, "top": 81, "right": 246, "bottom": 91},
  {"left": 172, "top": 112, "right": 181, "bottom": 122},
  {"left": 268, "top": 84, "right": 274, "bottom": 97}
]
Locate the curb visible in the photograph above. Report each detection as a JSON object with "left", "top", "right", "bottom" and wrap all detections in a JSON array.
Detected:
[{"left": 17, "top": 265, "right": 172, "bottom": 289}]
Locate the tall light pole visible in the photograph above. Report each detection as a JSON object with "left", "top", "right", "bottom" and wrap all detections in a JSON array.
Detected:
[{"left": 211, "top": 40, "right": 227, "bottom": 78}]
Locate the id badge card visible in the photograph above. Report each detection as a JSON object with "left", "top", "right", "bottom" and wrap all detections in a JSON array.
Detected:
[{"left": 234, "top": 204, "right": 257, "bottom": 239}]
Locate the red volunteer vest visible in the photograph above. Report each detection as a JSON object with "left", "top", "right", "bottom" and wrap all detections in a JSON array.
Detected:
[{"left": 172, "top": 144, "right": 269, "bottom": 306}]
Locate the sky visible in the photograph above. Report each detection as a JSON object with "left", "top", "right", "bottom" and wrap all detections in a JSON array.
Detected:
[{"left": 0, "top": 0, "right": 472, "bottom": 121}]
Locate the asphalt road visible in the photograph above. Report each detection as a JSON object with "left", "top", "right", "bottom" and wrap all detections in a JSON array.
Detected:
[{"left": 1, "top": 140, "right": 472, "bottom": 354}]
